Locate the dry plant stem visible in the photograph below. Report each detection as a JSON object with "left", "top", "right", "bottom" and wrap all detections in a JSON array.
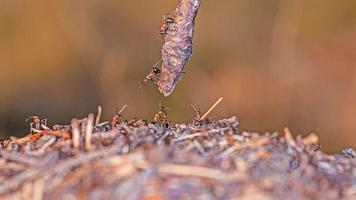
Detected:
[
  {"left": 4, "top": 130, "right": 69, "bottom": 148},
  {"left": 302, "top": 132, "right": 319, "bottom": 145},
  {"left": 95, "top": 106, "right": 102, "bottom": 126},
  {"left": 0, "top": 151, "right": 38, "bottom": 166},
  {"left": 30, "top": 136, "right": 57, "bottom": 156},
  {"left": 0, "top": 169, "right": 41, "bottom": 194},
  {"left": 85, "top": 113, "right": 94, "bottom": 150},
  {"left": 284, "top": 127, "right": 297, "bottom": 148},
  {"left": 158, "top": 163, "right": 241, "bottom": 181},
  {"left": 32, "top": 178, "right": 44, "bottom": 200},
  {"left": 201, "top": 97, "right": 224, "bottom": 120},
  {"left": 173, "top": 132, "right": 208, "bottom": 142},
  {"left": 47, "top": 144, "right": 122, "bottom": 182},
  {"left": 0, "top": 144, "right": 122, "bottom": 195},
  {"left": 157, "top": 0, "right": 201, "bottom": 96},
  {"left": 218, "top": 138, "right": 269, "bottom": 158},
  {"left": 71, "top": 119, "right": 80, "bottom": 149},
  {"left": 117, "top": 105, "right": 127, "bottom": 115},
  {"left": 31, "top": 128, "right": 42, "bottom": 133},
  {"left": 7, "top": 135, "right": 33, "bottom": 146}
]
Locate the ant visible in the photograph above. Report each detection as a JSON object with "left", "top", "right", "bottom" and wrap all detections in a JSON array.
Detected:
[
  {"left": 25, "top": 115, "right": 47, "bottom": 133},
  {"left": 159, "top": 14, "right": 175, "bottom": 39},
  {"left": 154, "top": 103, "right": 169, "bottom": 127},
  {"left": 140, "top": 58, "right": 162, "bottom": 88},
  {"left": 190, "top": 104, "right": 201, "bottom": 122},
  {"left": 111, "top": 105, "right": 127, "bottom": 127}
]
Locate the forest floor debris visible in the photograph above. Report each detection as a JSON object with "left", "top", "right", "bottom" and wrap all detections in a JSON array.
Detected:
[{"left": 0, "top": 110, "right": 355, "bottom": 199}]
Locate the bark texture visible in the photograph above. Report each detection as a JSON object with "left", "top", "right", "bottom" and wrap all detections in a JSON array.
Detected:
[{"left": 157, "top": 0, "right": 201, "bottom": 96}]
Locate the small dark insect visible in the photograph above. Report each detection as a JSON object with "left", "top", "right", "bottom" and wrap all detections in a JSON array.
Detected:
[
  {"left": 190, "top": 104, "right": 201, "bottom": 123},
  {"left": 152, "top": 67, "right": 160, "bottom": 74},
  {"left": 111, "top": 115, "right": 120, "bottom": 127},
  {"left": 139, "top": 59, "right": 162, "bottom": 88},
  {"left": 342, "top": 147, "right": 356, "bottom": 158},
  {"left": 159, "top": 16, "right": 175, "bottom": 39},
  {"left": 154, "top": 103, "right": 168, "bottom": 126},
  {"left": 94, "top": 122, "right": 111, "bottom": 132},
  {"left": 111, "top": 105, "right": 127, "bottom": 127}
]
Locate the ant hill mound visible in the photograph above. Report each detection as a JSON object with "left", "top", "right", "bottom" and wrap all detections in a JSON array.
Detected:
[{"left": 0, "top": 111, "right": 355, "bottom": 199}]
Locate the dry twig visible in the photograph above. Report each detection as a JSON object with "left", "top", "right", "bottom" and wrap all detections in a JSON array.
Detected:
[
  {"left": 71, "top": 119, "right": 80, "bottom": 149},
  {"left": 85, "top": 113, "right": 94, "bottom": 150},
  {"left": 95, "top": 106, "right": 102, "bottom": 126},
  {"left": 157, "top": 0, "right": 202, "bottom": 96},
  {"left": 201, "top": 97, "right": 224, "bottom": 120}
]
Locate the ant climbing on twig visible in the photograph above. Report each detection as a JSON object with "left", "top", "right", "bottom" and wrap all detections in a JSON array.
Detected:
[
  {"left": 159, "top": 14, "right": 175, "bottom": 39},
  {"left": 139, "top": 58, "right": 162, "bottom": 88},
  {"left": 111, "top": 105, "right": 127, "bottom": 127},
  {"left": 154, "top": 102, "right": 169, "bottom": 128}
]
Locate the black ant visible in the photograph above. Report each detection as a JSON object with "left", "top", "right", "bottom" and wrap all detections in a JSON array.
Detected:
[
  {"left": 111, "top": 105, "right": 127, "bottom": 127},
  {"left": 191, "top": 104, "right": 206, "bottom": 126},
  {"left": 190, "top": 104, "right": 201, "bottom": 122},
  {"left": 154, "top": 103, "right": 169, "bottom": 127},
  {"left": 159, "top": 15, "right": 175, "bottom": 39},
  {"left": 140, "top": 58, "right": 162, "bottom": 87}
]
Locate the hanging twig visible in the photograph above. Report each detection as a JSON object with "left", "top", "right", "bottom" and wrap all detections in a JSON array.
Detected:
[{"left": 157, "top": 0, "right": 202, "bottom": 96}]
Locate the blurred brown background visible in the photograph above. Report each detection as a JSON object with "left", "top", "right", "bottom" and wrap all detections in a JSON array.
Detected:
[{"left": 0, "top": 0, "right": 355, "bottom": 153}]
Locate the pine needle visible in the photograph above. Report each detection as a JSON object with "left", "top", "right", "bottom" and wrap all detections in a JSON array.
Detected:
[{"left": 200, "top": 97, "right": 223, "bottom": 120}]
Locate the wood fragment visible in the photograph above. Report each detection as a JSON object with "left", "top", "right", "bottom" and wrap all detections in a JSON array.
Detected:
[
  {"left": 193, "top": 140, "right": 206, "bottom": 155},
  {"left": 0, "top": 145, "right": 121, "bottom": 195},
  {"left": 302, "top": 133, "right": 319, "bottom": 145},
  {"left": 46, "top": 130, "right": 71, "bottom": 139},
  {"left": 218, "top": 138, "right": 269, "bottom": 158},
  {"left": 95, "top": 106, "right": 102, "bottom": 126},
  {"left": 0, "top": 151, "right": 39, "bottom": 166},
  {"left": 158, "top": 163, "right": 241, "bottom": 181},
  {"left": 173, "top": 132, "right": 208, "bottom": 142},
  {"left": 201, "top": 97, "right": 224, "bottom": 120},
  {"left": 71, "top": 119, "right": 80, "bottom": 149},
  {"left": 157, "top": 0, "right": 202, "bottom": 96},
  {"left": 85, "top": 113, "right": 94, "bottom": 150},
  {"left": 284, "top": 127, "right": 296, "bottom": 148},
  {"left": 21, "top": 182, "right": 32, "bottom": 200},
  {"left": 29, "top": 136, "right": 57, "bottom": 156},
  {"left": 32, "top": 178, "right": 44, "bottom": 200}
]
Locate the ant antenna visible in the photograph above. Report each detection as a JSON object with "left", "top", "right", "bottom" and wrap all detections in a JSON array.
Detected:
[
  {"left": 25, "top": 115, "right": 37, "bottom": 121},
  {"left": 190, "top": 104, "right": 200, "bottom": 112},
  {"left": 152, "top": 58, "right": 163, "bottom": 69}
]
